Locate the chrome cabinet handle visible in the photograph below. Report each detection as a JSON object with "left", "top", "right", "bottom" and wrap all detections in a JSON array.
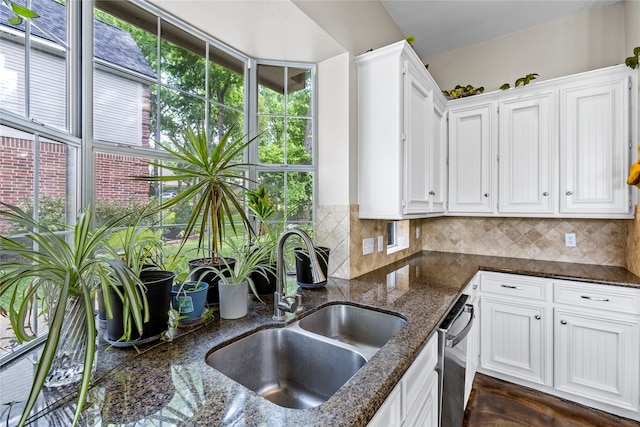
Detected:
[
  {"left": 566, "top": 191, "right": 573, "bottom": 196},
  {"left": 581, "top": 295, "right": 610, "bottom": 302},
  {"left": 560, "top": 320, "right": 567, "bottom": 325},
  {"left": 535, "top": 315, "right": 541, "bottom": 320},
  {"left": 501, "top": 284, "right": 522, "bottom": 290},
  {"left": 542, "top": 192, "right": 548, "bottom": 196}
]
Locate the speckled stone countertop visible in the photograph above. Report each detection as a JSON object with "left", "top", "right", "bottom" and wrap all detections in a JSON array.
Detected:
[{"left": 17, "top": 251, "right": 640, "bottom": 426}]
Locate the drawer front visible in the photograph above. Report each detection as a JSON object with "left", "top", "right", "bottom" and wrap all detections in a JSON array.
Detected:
[
  {"left": 403, "top": 335, "right": 437, "bottom": 415},
  {"left": 481, "top": 272, "right": 549, "bottom": 301},
  {"left": 554, "top": 281, "right": 640, "bottom": 314}
]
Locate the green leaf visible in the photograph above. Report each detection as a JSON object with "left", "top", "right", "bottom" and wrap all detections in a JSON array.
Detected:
[
  {"left": 405, "top": 35, "right": 416, "bottom": 44},
  {"left": 634, "top": 46, "right": 640, "bottom": 56},
  {"left": 500, "top": 83, "right": 510, "bottom": 90},
  {"left": 8, "top": 15, "right": 22, "bottom": 25},
  {"left": 10, "top": 2, "right": 38, "bottom": 18}
]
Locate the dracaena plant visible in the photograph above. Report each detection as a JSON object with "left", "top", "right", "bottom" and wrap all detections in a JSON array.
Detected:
[
  {"left": 0, "top": 203, "right": 146, "bottom": 426},
  {"left": 135, "top": 122, "right": 257, "bottom": 263}
]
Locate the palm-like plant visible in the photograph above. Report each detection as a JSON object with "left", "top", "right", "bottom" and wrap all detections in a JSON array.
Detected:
[
  {"left": 137, "top": 123, "right": 257, "bottom": 263},
  {"left": 0, "top": 203, "right": 145, "bottom": 427}
]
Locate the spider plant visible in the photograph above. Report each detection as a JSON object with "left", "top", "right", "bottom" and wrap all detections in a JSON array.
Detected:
[
  {"left": 0, "top": 203, "right": 145, "bottom": 427},
  {"left": 136, "top": 122, "right": 258, "bottom": 264}
]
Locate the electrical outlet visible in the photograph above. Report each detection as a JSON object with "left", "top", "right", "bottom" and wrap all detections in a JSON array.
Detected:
[
  {"left": 377, "top": 235, "right": 383, "bottom": 252},
  {"left": 416, "top": 227, "right": 420, "bottom": 239},
  {"left": 565, "top": 233, "right": 577, "bottom": 247},
  {"left": 363, "top": 237, "right": 374, "bottom": 255}
]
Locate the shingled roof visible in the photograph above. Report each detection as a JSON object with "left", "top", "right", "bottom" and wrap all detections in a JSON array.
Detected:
[{"left": 1, "top": 0, "right": 155, "bottom": 78}]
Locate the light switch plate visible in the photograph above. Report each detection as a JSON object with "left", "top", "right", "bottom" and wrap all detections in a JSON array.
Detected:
[
  {"left": 377, "top": 235, "right": 383, "bottom": 252},
  {"left": 363, "top": 237, "right": 374, "bottom": 255}
]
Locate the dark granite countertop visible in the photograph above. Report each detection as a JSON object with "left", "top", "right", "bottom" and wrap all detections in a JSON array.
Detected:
[{"left": 14, "top": 251, "right": 640, "bottom": 426}]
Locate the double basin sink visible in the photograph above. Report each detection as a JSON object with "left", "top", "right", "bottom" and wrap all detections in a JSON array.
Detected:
[{"left": 205, "top": 303, "right": 407, "bottom": 409}]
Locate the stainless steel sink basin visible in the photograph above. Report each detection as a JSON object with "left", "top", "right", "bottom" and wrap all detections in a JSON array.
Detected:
[
  {"left": 205, "top": 328, "right": 366, "bottom": 409},
  {"left": 298, "top": 304, "right": 407, "bottom": 352}
]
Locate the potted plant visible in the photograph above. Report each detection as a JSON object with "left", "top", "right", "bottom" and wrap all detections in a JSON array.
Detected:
[
  {"left": 135, "top": 122, "right": 257, "bottom": 305},
  {"left": 0, "top": 203, "right": 145, "bottom": 427},
  {"left": 170, "top": 280, "right": 209, "bottom": 324},
  {"left": 207, "top": 239, "right": 275, "bottom": 319},
  {"left": 246, "top": 187, "right": 280, "bottom": 296},
  {"left": 103, "top": 205, "right": 175, "bottom": 345}
]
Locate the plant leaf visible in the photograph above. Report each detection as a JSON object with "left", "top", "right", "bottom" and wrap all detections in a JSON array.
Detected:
[
  {"left": 10, "top": 2, "right": 38, "bottom": 18},
  {"left": 500, "top": 83, "right": 510, "bottom": 90},
  {"left": 634, "top": 46, "right": 640, "bottom": 56},
  {"left": 8, "top": 15, "right": 22, "bottom": 25}
]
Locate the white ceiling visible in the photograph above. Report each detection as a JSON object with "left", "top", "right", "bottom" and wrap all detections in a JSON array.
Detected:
[{"left": 381, "top": 0, "right": 620, "bottom": 58}]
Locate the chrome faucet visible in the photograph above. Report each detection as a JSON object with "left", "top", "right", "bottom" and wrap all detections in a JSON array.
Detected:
[{"left": 273, "top": 228, "right": 326, "bottom": 321}]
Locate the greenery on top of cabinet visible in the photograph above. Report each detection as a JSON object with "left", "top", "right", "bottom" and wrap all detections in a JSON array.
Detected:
[{"left": 500, "top": 73, "right": 539, "bottom": 90}]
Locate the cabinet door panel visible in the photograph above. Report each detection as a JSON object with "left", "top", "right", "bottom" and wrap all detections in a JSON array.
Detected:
[
  {"left": 480, "top": 297, "right": 550, "bottom": 385},
  {"left": 560, "top": 77, "right": 630, "bottom": 214},
  {"left": 403, "top": 68, "right": 432, "bottom": 215},
  {"left": 499, "top": 93, "right": 556, "bottom": 214},
  {"left": 554, "top": 309, "right": 640, "bottom": 411},
  {"left": 431, "top": 103, "right": 447, "bottom": 212},
  {"left": 449, "top": 103, "right": 494, "bottom": 213}
]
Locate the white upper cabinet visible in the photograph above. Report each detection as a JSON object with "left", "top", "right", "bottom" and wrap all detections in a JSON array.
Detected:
[
  {"left": 448, "top": 101, "right": 496, "bottom": 213},
  {"left": 498, "top": 92, "right": 557, "bottom": 214},
  {"left": 560, "top": 69, "right": 633, "bottom": 217},
  {"left": 447, "top": 65, "right": 636, "bottom": 218},
  {"left": 356, "top": 40, "right": 445, "bottom": 219},
  {"left": 431, "top": 100, "right": 448, "bottom": 213}
]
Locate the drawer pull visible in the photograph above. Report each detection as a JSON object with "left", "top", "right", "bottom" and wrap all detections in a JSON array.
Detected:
[
  {"left": 501, "top": 284, "right": 522, "bottom": 290},
  {"left": 580, "top": 295, "right": 609, "bottom": 302}
]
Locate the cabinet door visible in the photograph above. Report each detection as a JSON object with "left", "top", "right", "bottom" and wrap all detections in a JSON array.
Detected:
[
  {"left": 448, "top": 102, "right": 495, "bottom": 213},
  {"left": 560, "top": 75, "right": 631, "bottom": 215},
  {"left": 403, "top": 62, "right": 433, "bottom": 215},
  {"left": 554, "top": 308, "right": 640, "bottom": 412},
  {"left": 367, "top": 385, "right": 402, "bottom": 427},
  {"left": 404, "top": 370, "right": 439, "bottom": 427},
  {"left": 499, "top": 92, "right": 557, "bottom": 214},
  {"left": 480, "top": 297, "right": 551, "bottom": 385},
  {"left": 430, "top": 102, "right": 447, "bottom": 213}
]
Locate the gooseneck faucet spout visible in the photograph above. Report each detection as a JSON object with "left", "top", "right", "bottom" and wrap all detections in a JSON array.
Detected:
[{"left": 273, "top": 228, "right": 326, "bottom": 321}]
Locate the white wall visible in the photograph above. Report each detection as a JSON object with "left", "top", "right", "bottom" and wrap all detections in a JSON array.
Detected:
[
  {"left": 422, "top": 2, "right": 627, "bottom": 93},
  {"left": 317, "top": 52, "right": 350, "bottom": 205}
]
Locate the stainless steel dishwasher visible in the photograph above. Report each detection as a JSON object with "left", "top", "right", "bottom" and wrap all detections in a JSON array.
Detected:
[{"left": 437, "top": 294, "right": 475, "bottom": 427}]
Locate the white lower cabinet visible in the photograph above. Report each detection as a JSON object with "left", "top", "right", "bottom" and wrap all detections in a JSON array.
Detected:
[
  {"left": 478, "top": 272, "right": 640, "bottom": 422},
  {"left": 368, "top": 335, "right": 439, "bottom": 426},
  {"left": 480, "top": 297, "right": 551, "bottom": 386},
  {"left": 554, "top": 308, "right": 640, "bottom": 412}
]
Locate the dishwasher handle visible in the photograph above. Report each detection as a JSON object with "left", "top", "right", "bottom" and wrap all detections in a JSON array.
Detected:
[{"left": 445, "top": 304, "right": 475, "bottom": 348}]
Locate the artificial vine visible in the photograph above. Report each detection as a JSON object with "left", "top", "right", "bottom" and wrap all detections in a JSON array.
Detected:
[
  {"left": 626, "top": 47, "right": 640, "bottom": 69},
  {"left": 442, "top": 84, "right": 485, "bottom": 99},
  {"left": 500, "top": 73, "right": 539, "bottom": 90}
]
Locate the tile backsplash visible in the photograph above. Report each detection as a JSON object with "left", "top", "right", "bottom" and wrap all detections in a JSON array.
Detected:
[
  {"left": 317, "top": 205, "right": 634, "bottom": 280},
  {"left": 421, "top": 216, "right": 629, "bottom": 266}
]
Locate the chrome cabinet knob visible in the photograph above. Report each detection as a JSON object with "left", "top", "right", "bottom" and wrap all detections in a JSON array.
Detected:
[
  {"left": 542, "top": 192, "right": 548, "bottom": 196},
  {"left": 429, "top": 191, "right": 436, "bottom": 196},
  {"left": 484, "top": 193, "right": 489, "bottom": 197},
  {"left": 560, "top": 320, "right": 567, "bottom": 325},
  {"left": 566, "top": 191, "right": 572, "bottom": 196},
  {"left": 535, "top": 315, "right": 541, "bottom": 320}
]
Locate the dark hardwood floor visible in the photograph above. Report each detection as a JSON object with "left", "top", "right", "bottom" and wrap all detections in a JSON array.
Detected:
[{"left": 462, "top": 374, "right": 640, "bottom": 427}]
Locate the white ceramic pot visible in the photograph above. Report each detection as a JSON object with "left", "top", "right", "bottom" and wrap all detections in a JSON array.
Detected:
[{"left": 218, "top": 282, "right": 249, "bottom": 319}]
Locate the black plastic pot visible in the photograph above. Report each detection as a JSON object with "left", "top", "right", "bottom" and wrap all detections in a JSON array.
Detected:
[
  {"left": 249, "top": 263, "right": 278, "bottom": 296},
  {"left": 105, "top": 270, "right": 174, "bottom": 344},
  {"left": 294, "top": 246, "right": 330, "bottom": 288},
  {"left": 188, "top": 258, "right": 235, "bottom": 305}
]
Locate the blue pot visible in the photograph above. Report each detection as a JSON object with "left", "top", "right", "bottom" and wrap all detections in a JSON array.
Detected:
[{"left": 171, "top": 281, "right": 209, "bottom": 323}]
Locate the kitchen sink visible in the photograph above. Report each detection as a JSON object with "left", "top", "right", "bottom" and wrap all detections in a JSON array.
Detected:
[
  {"left": 205, "top": 328, "right": 367, "bottom": 409},
  {"left": 298, "top": 304, "right": 407, "bottom": 352}
]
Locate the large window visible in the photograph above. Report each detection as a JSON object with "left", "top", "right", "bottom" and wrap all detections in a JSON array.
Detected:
[{"left": 0, "top": 0, "right": 317, "bottom": 359}]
